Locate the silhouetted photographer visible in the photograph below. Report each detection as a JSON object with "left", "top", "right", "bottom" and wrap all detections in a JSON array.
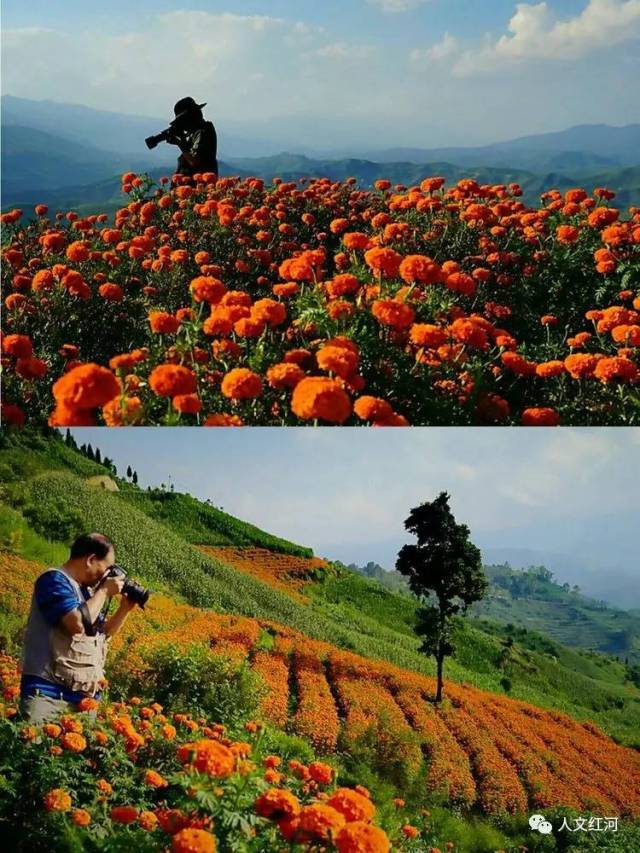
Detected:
[{"left": 146, "top": 96, "right": 218, "bottom": 178}]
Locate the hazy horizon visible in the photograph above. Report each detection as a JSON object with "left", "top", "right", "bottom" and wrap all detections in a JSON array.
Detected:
[{"left": 3, "top": 1, "right": 640, "bottom": 148}]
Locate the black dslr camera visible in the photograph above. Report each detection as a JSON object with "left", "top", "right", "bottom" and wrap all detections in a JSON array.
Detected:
[
  {"left": 103, "top": 564, "right": 150, "bottom": 609},
  {"left": 145, "top": 114, "right": 189, "bottom": 150}
]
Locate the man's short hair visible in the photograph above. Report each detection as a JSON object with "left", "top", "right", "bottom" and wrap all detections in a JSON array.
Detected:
[{"left": 69, "top": 533, "right": 113, "bottom": 560}]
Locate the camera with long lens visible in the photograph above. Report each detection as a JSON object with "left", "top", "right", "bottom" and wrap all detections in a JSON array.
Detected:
[
  {"left": 103, "top": 565, "right": 150, "bottom": 609},
  {"left": 145, "top": 114, "right": 188, "bottom": 150}
]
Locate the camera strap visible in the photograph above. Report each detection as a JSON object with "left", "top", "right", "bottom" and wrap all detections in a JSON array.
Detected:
[{"left": 79, "top": 601, "right": 97, "bottom": 636}]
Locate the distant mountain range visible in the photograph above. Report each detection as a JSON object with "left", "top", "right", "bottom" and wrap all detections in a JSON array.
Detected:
[
  {"left": 2, "top": 94, "right": 640, "bottom": 214},
  {"left": 348, "top": 560, "right": 640, "bottom": 663}
]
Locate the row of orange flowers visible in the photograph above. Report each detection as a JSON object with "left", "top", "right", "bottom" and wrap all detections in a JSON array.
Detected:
[
  {"left": 2, "top": 171, "right": 638, "bottom": 426},
  {"left": 2, "top": 550, "right": 640, "bottom": 821}
]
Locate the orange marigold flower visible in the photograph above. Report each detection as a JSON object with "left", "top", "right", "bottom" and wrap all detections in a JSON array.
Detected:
[
  {"left": 298, "top": 804, "right": 345, "bottom": 839},
  {"left": 409, "top": 324, "right": 447, "bottom": 348},
  {"left": 594, "top": 356, "right": 637, "bottom": 384},
  {"left": 43, "top": 723, "right": 62, "bottom": 738},
  {"left": 399, "top": 254, "right": 440, "bottom": 285},
  {"left": 145, "top": 769, "right": 169, "bottom": 789},
  {"left": 2, "top": 334, "right": 33, "bottom": 359},
  {"left": 77, "top": 697, "right": 99, "bottom": 713},
  {"left": 173, "top": 394, "right": 202, "bottom": 415},
  {"left": 190, "top": 276, "right": 226, "bottom": 305},
  {"left": 66, "top": 241, "right": 91, "bottom": 262},
  {"left": 255, "top": 788, "right": 301, "bottom": 820},
  {"left": 190, "top": 739, "right": 235, "bottom": 777},
  {"left": 556, "top": 225, "right": 580, "bottom": 244},
  {"left": 204, "top": 413, "right": 244, "bottom": 426},
  {"left": 172, "top": 828, "right": 217, "bottom": 853},
  {"left": 109, "top": 349, "right": 148, "bottom": 372},
  {"left": 317, "top": 345, "right": 359, "bottom": 378},
  {"left": 521, "top": 407, "right": 560, "bottom": 426},
  {"left": 536, "top": 361, "right": 565, "bottom": 378},
  {"left": 149, "top": 364, "right": 197, "bottom": 397},
  {"left": 371, "top": 299, "right": 415, "bottom": 329},
  {"left": 564, "top": 353, "right": 600, "bottom": 379},
  {"left": 61, "top": 732, "right": 87, "bottom": 752},
  {"left": 335, "top": 821, "right": 390, "bottom": 853},
  {"left": 52, "top": 363, "right": 120, "bottom": 409},
  {"left": 102, "top": 395, "right": 143, "bottom": 426},
  {"left": 96, "top": 779, "right": 113, "bottom": 795},
  {"left": 234, "top": 316, "right": 265, "bottom": 338},
  {"left": 149, "top": 311, "right": 180, "bottom": 334},
  {"left": 353, "top": 396, "right": 393, "bottom": 422},
  {"left": 364, "top": 247, "right": 401, "bottom": 277},
  {"left": 342, "top": 231, "right": 369, "bottom": 249},
  {"left": 139, "top": 810, "right": 159, "bottom": 831},
  {"left": 291, "top": 377, "right": 352, "bottom": 424},
  {"left": 16, "top": 357, "right": 48, "bottom": 380},
  {"left": 501, "top": 352, "right": 537, "bottom": 377},
  {"left": 72, "top": 808, "right": 92, "bottom": 827},
  {"left": 267, "top": 362, "right": 305, "bottom": 390},
  {"left": 308, "top": 761, "right": 334, "bottom": 785},
  {"left": 326, "top": 274, "right": 361, "bottom": 298},
  {"left": 252, "top": 298, "right": 287, "bottom": 327},
  {"left": 111, "top": 805, "right": 139, "bottom": 824},
  {"left": 98, "top": 283, "right": 124, "bottom": 301},
  {"left": 44, "top": 789, "right": 72, "bottom": 813},
  {"left": 327, "top": 788, "right": 376, "bottom": 823},
  {"left": 32, "top": 269, "right": 55, "bottom": 292},
  {"left": 402, "top": 824, "right": 420, "bottom": 839},
  {"left": 221, "top": 368, "right": 263, "bottom": 400},
  {"left": 611, "top": 325, "right": 640, "bottom": 346},
  {"left": 449, "top": 318, "right": 489, "bottom": 350}
]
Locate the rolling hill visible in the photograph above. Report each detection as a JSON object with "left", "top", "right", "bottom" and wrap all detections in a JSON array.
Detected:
[
  {"left": 1, "top": 429, "right": 639, "bottom": 748},
  {"left": 0, "top": 125, "right": 166, "bottom": 196},
  {"left": 348, "top": 561, "right": 640, "bottom": 665},
  {"left": 2, "top": 430, "right": 640, "bottom": 848}
]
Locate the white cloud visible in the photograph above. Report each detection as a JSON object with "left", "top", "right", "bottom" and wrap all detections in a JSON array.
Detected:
[
  {"left": 410, "top": 31, "right": 459, "bottom": 65},
  {"left": 449, "top": 0, "right": 640, "bottom": 76},
  {"left": 368, "top": 0, "right": 432, "bottom": 12},
  {"left": 0, "top": 11, "right": 382, "bottom": 121}
]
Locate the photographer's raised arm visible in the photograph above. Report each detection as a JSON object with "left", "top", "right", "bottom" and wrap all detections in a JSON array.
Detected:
[
  {"left": 59, "top": 575, "right": 123, "bottom": 637},
  {"left": 103, "top": 595, "right": 136, "bottom": 638}
]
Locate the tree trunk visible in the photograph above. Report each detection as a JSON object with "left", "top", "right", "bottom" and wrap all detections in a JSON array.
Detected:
[{"left": 435, "top": 648, "right": 444, "bottom": 703}]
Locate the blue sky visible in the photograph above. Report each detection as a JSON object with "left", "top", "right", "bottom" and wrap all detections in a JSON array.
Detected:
[
  {"left": 66, "top": 428, "right": 639, "bottom": 591},
  {"left": 3, "top": 1, "right": 639, "bottom": 146}
]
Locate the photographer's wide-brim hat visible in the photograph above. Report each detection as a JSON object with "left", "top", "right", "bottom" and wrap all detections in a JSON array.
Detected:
[{"left": 174, "top": 96, "right": 207, "bottom": 118}]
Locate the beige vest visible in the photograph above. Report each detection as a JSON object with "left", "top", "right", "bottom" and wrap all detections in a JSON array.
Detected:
[{"left": 40, "top": 568, "right": 110, "bottom": 696}]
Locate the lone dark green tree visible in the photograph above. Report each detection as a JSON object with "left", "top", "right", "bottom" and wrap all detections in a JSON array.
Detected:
[{"left": 396, "top": 492, "right": 487, "bottom": 703}]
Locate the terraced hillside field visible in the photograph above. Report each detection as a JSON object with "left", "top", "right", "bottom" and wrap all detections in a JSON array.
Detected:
[
  {"left": 199, "top": 546, "right": 332, "bottom": 601},
  {"left": 3, "top": 550, "right": 639, "bottom": 821}
]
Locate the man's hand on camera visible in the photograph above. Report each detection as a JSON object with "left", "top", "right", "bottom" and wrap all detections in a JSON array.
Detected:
[
  {"left": 103, "top": 575, "right": 125, "bottom": 598},
  {"left": 166, "top": 129, "right": 187, "bottom": 147},
  {"left": 118, "top": 594, "right": 137, "bottom": 612}
]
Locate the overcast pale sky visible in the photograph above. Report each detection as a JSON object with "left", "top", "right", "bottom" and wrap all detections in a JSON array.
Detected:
[
  {"left": 66, "top": 428, "right": 639, "bottom": 578},
  {"left": 3, "top": 1, "right": 640, "bottom": 146}
]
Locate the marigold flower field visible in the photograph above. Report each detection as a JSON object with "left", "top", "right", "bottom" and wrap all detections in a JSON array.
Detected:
[
  {"left": 199, "top": 547, "right": 331, "bottom": 603},
  {"left": 2, "top": 549, "right": 639, "bottom": 851},
  {"left": 2, "top": 172, "right": 639, "bottom": 426}
]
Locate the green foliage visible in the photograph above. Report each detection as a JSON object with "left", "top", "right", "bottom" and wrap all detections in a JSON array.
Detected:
[
  {"left": 130, "top": 644, "right": 263, "bottom": 726},
  {"left": 0, "top": 504, "right": 68, "bottom": 567},
  {"left": 396, "top": 492, "right": 487, "bottom": 699},
  {"left": 115, "top": 489, "right": 312, "bottom": 556}
]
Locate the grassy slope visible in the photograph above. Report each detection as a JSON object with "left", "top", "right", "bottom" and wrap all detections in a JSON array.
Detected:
[
  {"left": 1, "top": 430, "right": 639, "bottom": 748},
  {"left": 0, "top": 431, "right": 310, "bottom": 556}
]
